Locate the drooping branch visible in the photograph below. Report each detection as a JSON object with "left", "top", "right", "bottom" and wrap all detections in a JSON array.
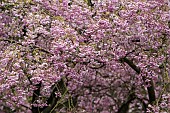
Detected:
[
  {"left": 147, "top": 80, "right": 156, "bottom": 104},
  {"left": 0, "top": 38, "right": 54, "bottom": 55},
  {"left": 119, "top": 57, "right": 156, "bottom": 108},
  {"left": 117, "top": 92, "right": 136, "bottom": 113},
  {"left": 31, "top": 82, "right": 42, "bottom": 113},
  {"left": 87, "top": 0, "right": 94, "bottom": 7},
  {"left": 42, "top": 78, "right": 68, "bottom": 113},
  {"left": 120, "top": 57, "right": 156, "bottom": 113},
  {"left": 119, "top": 57, "right": 140, "bottom": 74},
  {"left": 89, "top": 59, "right": 106, "bottom": 69}
]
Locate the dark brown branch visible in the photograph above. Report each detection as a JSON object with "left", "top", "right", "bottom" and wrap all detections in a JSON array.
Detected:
[
  {"left": 31, "top": 82, "right": 42, "bottom": 113},
  {"left": 87, "top": 0, "right": 94, "bottom": 7},
  {"left": 0, "top": 4, "right": 15, "bottom": 11},
  {"left": 0, "top": 39, "right": 54, "bottom": 55},
  {"left": 117, "top": 92, "right": 136, "bottom": 113},
  {"left": 147, "top": 80, "right": 156, "bottom": 104},
  {"left": 119, "top": 57, "right": 140, "bottom": 74},
  {"left": 42, "top": 78, "right": 67, "bottom": 113},
  {"left": 89, "top": 62, "right": 105, "bottom": 69},
  {"left": 120, "top": 57, "right": 156, "bottom": 105},
  {"left": 88, "top": 59, "right": 106, "bottom": 69}
]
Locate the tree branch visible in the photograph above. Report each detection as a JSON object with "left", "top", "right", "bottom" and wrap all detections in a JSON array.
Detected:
[
  {"left": 42, "top": 78, "right": 68, "bottom": 113},
  {"left": 117, "top": 92, "right": 136, "bottom": 113},
  {"left": 0, "top": 39, "right": 54, "bottom": 55},
  {"left": 119, "top": 57, "right": 156, "bottom": 108},
  {"left": 31, "top": 82, "right": 42, "bottom": 113},
  {"left": 119, "top": 57, "right": 140, "bottom": 74}
]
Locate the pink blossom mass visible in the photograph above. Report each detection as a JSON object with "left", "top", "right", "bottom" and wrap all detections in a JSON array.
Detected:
[{"left": 0, "top": 0, "right": 170, "bottom": 113}]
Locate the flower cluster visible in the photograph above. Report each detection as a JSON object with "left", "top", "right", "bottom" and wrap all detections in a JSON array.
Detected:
[{"left": 0, "top": 0, "right": 170, "bottom": 113}]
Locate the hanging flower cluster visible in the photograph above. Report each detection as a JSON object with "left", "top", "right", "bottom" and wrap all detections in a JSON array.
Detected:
[{"left": 0, "top": 0, "right": 170, "bottom": 113}]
